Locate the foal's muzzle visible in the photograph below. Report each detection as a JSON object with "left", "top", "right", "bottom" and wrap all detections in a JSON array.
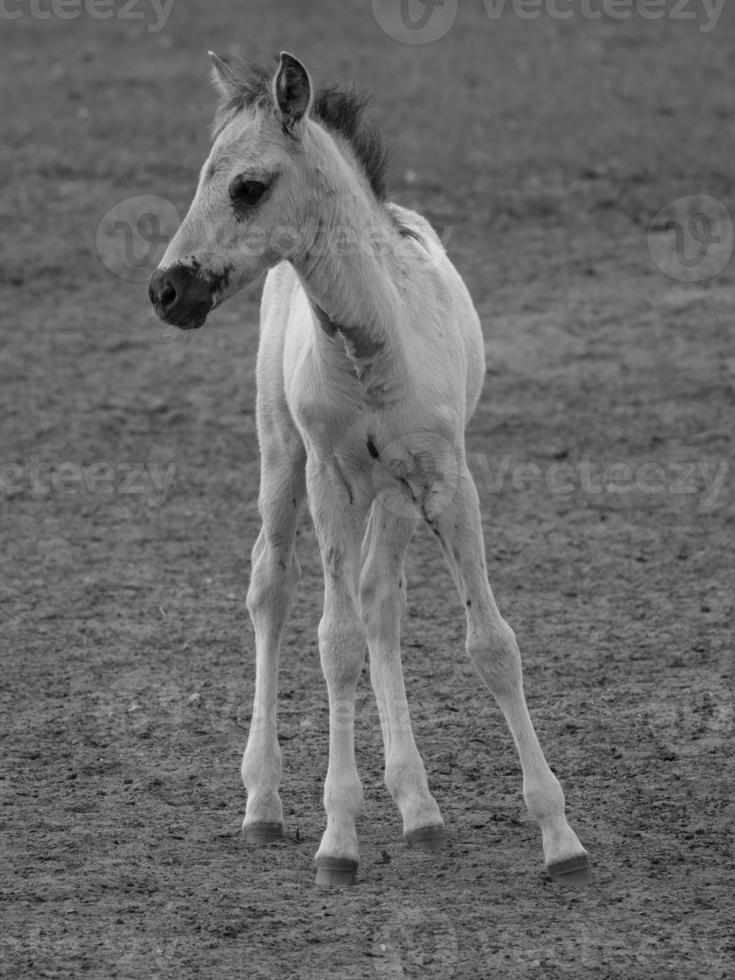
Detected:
[{"left": 148, "top": 264, "right": 213, "bottom": 330}]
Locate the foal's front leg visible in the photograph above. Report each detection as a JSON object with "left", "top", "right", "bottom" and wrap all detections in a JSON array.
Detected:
[
  {"left": 307, "top": 456, "right": 369, "bottom": 886},
  {"left": 242, "top": 445, "right": 306, "bottom": 843}
]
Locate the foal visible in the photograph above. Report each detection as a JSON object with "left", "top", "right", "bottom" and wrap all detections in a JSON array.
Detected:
[{"left": 149, "top": 51, "right": 590, "bottom": 887}]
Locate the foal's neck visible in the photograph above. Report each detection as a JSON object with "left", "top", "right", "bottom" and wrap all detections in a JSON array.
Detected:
[{"left": 291, "top": 125, "right": 409, "bottom": 391}]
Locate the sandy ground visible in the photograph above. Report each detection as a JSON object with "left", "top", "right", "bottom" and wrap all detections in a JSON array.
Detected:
[{"left": 1, "top": 2, "right": 733, "bottom": 977}]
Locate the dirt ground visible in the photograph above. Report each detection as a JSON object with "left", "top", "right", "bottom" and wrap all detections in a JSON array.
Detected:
[{"left": 1, "top": 2, "right": 734, "bottom": 978}]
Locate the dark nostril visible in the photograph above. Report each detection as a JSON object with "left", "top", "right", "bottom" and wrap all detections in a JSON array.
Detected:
[
  {"left": 149, "top": 272, "right": 178, "bottom": 311},
  {"left": 159, "top": 281, "right": 177, "bottom": 310}
]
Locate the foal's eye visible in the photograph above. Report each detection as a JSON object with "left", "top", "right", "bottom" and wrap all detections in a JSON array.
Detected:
[{"left": 228, "top": 177, "right": 269, "bottom": 209}]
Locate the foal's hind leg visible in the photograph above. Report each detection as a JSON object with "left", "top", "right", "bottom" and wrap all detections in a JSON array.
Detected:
[
  {"left": 426, "top": 463, "right": 591, "bottom": 884},
  {"left": 359, "top": 499, "right": 444, "bottom": 849},
  {"left": 242, "top": 438, "right": 306, "bottom": 843}
]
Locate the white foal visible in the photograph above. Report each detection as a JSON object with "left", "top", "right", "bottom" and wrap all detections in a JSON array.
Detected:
[{"left": 149, "top": 51, "right": 591, "bottom": 887}]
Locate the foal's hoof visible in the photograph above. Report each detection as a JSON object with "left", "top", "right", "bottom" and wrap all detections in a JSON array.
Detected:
[
  {"left": 404, "top": 824, "right": 446, "bottom": 852},
  {"left": 315, "top": 857, "right": 358, "bottom": 887},
  {"left": 242, "top": 821, "right": 284, "bottom": 845},
  {"left": 547, "top": 853, "right": 593, "bottom": 887}
]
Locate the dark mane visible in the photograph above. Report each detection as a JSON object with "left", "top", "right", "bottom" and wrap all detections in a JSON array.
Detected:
[
  {"left": 213, "top": 55, "right": 389, "bottom": 202},
  {"left": 311, "top": 86, "right": 389, "bottom": 202}
]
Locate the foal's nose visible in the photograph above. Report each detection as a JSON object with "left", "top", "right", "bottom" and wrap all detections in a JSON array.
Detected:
[
  {"left": 148, "top": 263, "right": 214, "bottom": 330},
  {"left": 148, "top": 268, "right": 178, "bottom": 313}
]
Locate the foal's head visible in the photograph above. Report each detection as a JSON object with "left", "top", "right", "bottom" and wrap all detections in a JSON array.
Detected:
[{"left": 149, "top": 51, "right": 387, "bottom": 330}]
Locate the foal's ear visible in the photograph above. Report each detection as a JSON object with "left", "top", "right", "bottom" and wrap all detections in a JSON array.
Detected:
[
  {"left": 273, "top": 52, "right": 312, "bottom": 133},
  {"left": 208, "top": 50, "right": 238, "bottom": 99}
]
